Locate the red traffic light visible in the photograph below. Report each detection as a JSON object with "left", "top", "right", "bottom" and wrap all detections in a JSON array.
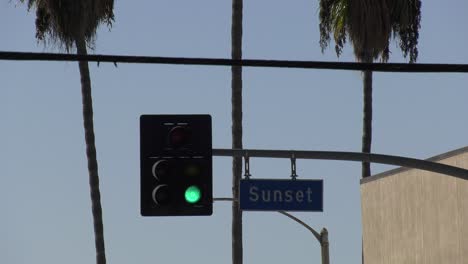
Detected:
[{"left": 168, "top": 126, "right": 191, "bottom": 148}]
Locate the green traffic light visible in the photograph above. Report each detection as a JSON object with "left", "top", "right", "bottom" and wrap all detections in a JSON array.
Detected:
[{"left": 185, "top": 185, "right": 201, "bottom": 204}]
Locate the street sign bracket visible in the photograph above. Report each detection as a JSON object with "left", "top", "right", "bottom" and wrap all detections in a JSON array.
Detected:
[
  {"left": 243, "top": 152, "right": 251, "bottom": 179},
  {"left": 290, "top": 153, "right": 298, "bottom": 180}
]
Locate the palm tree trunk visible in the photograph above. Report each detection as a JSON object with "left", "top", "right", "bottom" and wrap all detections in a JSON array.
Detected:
[
  {"left": 361, "top": 65, "right": 373, "bottom": 178},
  {"left": 76, "top": 38, "right": 107, "bottom": 264},
  {"left": 361, "top": 59, "right": 374, "bottom": 264},
  {"left": 231, "top": 0, "right": 243, "bottom": 263}
]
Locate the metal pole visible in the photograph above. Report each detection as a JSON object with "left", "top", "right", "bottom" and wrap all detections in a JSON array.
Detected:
[
  {"left": 278, "top": 211, "right": 328, "bottom": 264},
  {"left": 215, "top": 199, "right": 328, "bottom": 264},
  {"left": 320, "top": 228, "right": 330, "bottom": 264},
  {"left": 212, "top": 148, "right": 468, "bottom": 181}
]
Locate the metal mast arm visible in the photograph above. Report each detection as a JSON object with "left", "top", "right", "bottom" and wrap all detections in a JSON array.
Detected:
[{"left": 212, "top": 148, "right": 468, "bottom": 180}]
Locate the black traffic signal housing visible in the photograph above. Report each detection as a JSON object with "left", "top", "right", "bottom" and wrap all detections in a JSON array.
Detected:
[{"left": 140, "top": 115, "right": 212, "bottom": 216}]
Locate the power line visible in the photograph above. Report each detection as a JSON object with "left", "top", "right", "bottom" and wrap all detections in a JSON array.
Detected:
[{"left": 1, "top": 51, "right": 468, "bottom": 73}]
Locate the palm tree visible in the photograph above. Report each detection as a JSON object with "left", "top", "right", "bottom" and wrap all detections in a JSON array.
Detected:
[
  {"left": 318, "top": 0, "right": 421, "bottom": 178},
  {"left": 231, "top": 0, "right": 243, "bottom": 263},
  {"left": 22, "top": 1, "right": 114, "bottom": 264}
]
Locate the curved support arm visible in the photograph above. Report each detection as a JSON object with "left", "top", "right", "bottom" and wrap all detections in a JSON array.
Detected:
[
  {"left": 277, "top": 210, "right": 321, "bottom": 242},
  {"left": 214, "top": 198, "right": 329, "bottom": 264},
  {"left": 213, "top": 198, "right": 322, "bottom": 242}
]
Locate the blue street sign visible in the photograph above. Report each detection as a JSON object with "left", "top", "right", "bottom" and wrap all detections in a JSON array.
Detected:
[{"left": 239, "top": 179, "right": 323, "bottom": 211}]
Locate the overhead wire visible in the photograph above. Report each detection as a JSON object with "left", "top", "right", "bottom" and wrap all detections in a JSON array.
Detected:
[{"left": 1, "top": 51, "right": 468, "bottom": 73}]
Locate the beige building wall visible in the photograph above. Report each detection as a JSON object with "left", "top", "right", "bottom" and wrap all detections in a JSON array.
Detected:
[{"left": 361, "top": 147, "right": 468, "bottom": 264}]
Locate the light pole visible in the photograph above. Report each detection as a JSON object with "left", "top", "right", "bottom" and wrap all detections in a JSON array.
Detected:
[
  {"left": 215, "top": 198, "right": 330, "bottom": 264},
  {"left": 278, "top": 211, "right": 329, "bottom": 264}
]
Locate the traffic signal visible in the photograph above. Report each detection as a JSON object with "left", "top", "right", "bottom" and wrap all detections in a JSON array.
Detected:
[{"left": 140, "top": 114, "right": 212, "bottom": 216}]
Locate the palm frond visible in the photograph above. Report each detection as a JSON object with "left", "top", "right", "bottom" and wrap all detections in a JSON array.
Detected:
[
  {"left": 318, "top": 0, "right": 421, "bottom": 63},
  {"left": 319, "top": 0, "right": 348, "bottom": 57},
  {"left": 388, "top": 0, "right": 421, "bottom": 63},
  {"left": 348, "top": 0, "right": 391, "bottom": 62},
  {"left": 22, "top": 0, "right": 114, "bottom": 51}
]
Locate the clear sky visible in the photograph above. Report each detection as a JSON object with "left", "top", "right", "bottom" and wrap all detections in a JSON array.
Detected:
[{"left": 2, "top": 1, "right": 468, "bottom": 264}]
